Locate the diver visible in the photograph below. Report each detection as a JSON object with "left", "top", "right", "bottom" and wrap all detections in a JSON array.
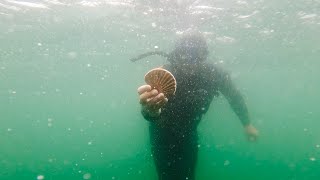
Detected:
[{"left": 134, "top": 31, "right": 259, "bottom": 180}]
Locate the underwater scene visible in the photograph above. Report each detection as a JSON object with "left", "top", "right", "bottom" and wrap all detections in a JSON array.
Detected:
[{"left": 0, "top": 0, "right": 320, "bottom": 179}]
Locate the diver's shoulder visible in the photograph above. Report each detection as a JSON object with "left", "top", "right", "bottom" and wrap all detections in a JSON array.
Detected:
[{"left": 204, "top": 61, "right": 230, "bottom": 80}]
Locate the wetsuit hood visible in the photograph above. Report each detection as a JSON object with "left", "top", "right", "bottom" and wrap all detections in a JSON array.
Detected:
[{"left": 173, "top": 31, "right": 208, "bottom": 64}]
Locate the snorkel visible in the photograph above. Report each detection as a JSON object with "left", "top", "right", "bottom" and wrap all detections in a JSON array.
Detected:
[{"left": 130, "top": 31, "right": 208, "bottom": 65}]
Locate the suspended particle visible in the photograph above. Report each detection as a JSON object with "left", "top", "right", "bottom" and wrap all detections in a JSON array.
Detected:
[
  {"left": 67, "top": 51, "right": 78, "bottom": 59},
  {"left": 151, "top": 22, "right": 157, "bottom": 27},
  {"left": 37, "top": 43, "right": 42, "bottom": 46},
  {"left": 224, "top": 160, "right": 230, "bottom": 166},
  {"left": 244, "top": 24, "right": 252, "bottom": 28},
  {"left": 83, "top": 173, "right": 91, "bottom": 179},
  {"left": 63, "top": 160, "right": 70, "bottom": 165},
  {"left": 37, "top": 175, "right": 45, "bottom": 180},
  {"left": 310, "top": 157, "right": 316, "bottom": 161},
  {"left": 288, "top": 163, "right": 296, "bottom": 169}
]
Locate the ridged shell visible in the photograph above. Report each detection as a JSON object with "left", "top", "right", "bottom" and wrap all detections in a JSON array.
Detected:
[{"left": 144, "top": 68, "right": 176, "bottom": 97}]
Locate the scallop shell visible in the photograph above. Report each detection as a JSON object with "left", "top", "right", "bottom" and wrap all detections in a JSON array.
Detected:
[{"left": 144, "top": 68, "right": 177, "bottom": 97}]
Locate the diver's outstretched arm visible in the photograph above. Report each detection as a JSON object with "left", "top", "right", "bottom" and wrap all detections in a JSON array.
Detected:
[{"left": 217, "top": 69, "right": 259, "bottom": 141}]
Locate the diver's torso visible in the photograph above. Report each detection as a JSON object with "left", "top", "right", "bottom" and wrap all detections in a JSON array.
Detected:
[{"left": 153, "top": 62, "right": 221, "bottom": 136}]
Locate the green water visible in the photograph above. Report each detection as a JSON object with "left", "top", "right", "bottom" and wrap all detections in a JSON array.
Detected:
[{"left": 0, "top": 0, "right": 320, "bottom": 179}]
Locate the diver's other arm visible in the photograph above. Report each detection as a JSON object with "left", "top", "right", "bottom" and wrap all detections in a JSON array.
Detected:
[
  {"left": 218, "top": 72, "right": 259, "bottom": 141},
  {"left": 137, "top": 85, "right": 168, "bottom": 121}
]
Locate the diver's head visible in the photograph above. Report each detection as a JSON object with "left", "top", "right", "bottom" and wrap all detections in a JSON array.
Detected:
[{"left": 173, "top": 30, "right": 208, "bottom": 64}]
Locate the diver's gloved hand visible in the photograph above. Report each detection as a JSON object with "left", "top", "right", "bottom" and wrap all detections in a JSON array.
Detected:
[
  {"left": 244, "top": 124, "right": 259, "bottom": 142},
  {"left": 138, "top": 85, "right": 168, "bottom": 117}
]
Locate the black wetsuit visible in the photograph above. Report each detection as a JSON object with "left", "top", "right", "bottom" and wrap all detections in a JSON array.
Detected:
[{"left": 141, "top": 61, "right": 250, "bottom": 180}]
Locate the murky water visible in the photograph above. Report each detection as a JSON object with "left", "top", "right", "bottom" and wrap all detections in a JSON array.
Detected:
[{"left": 0, "top": 0, "right": 320, "bottom": 179}]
